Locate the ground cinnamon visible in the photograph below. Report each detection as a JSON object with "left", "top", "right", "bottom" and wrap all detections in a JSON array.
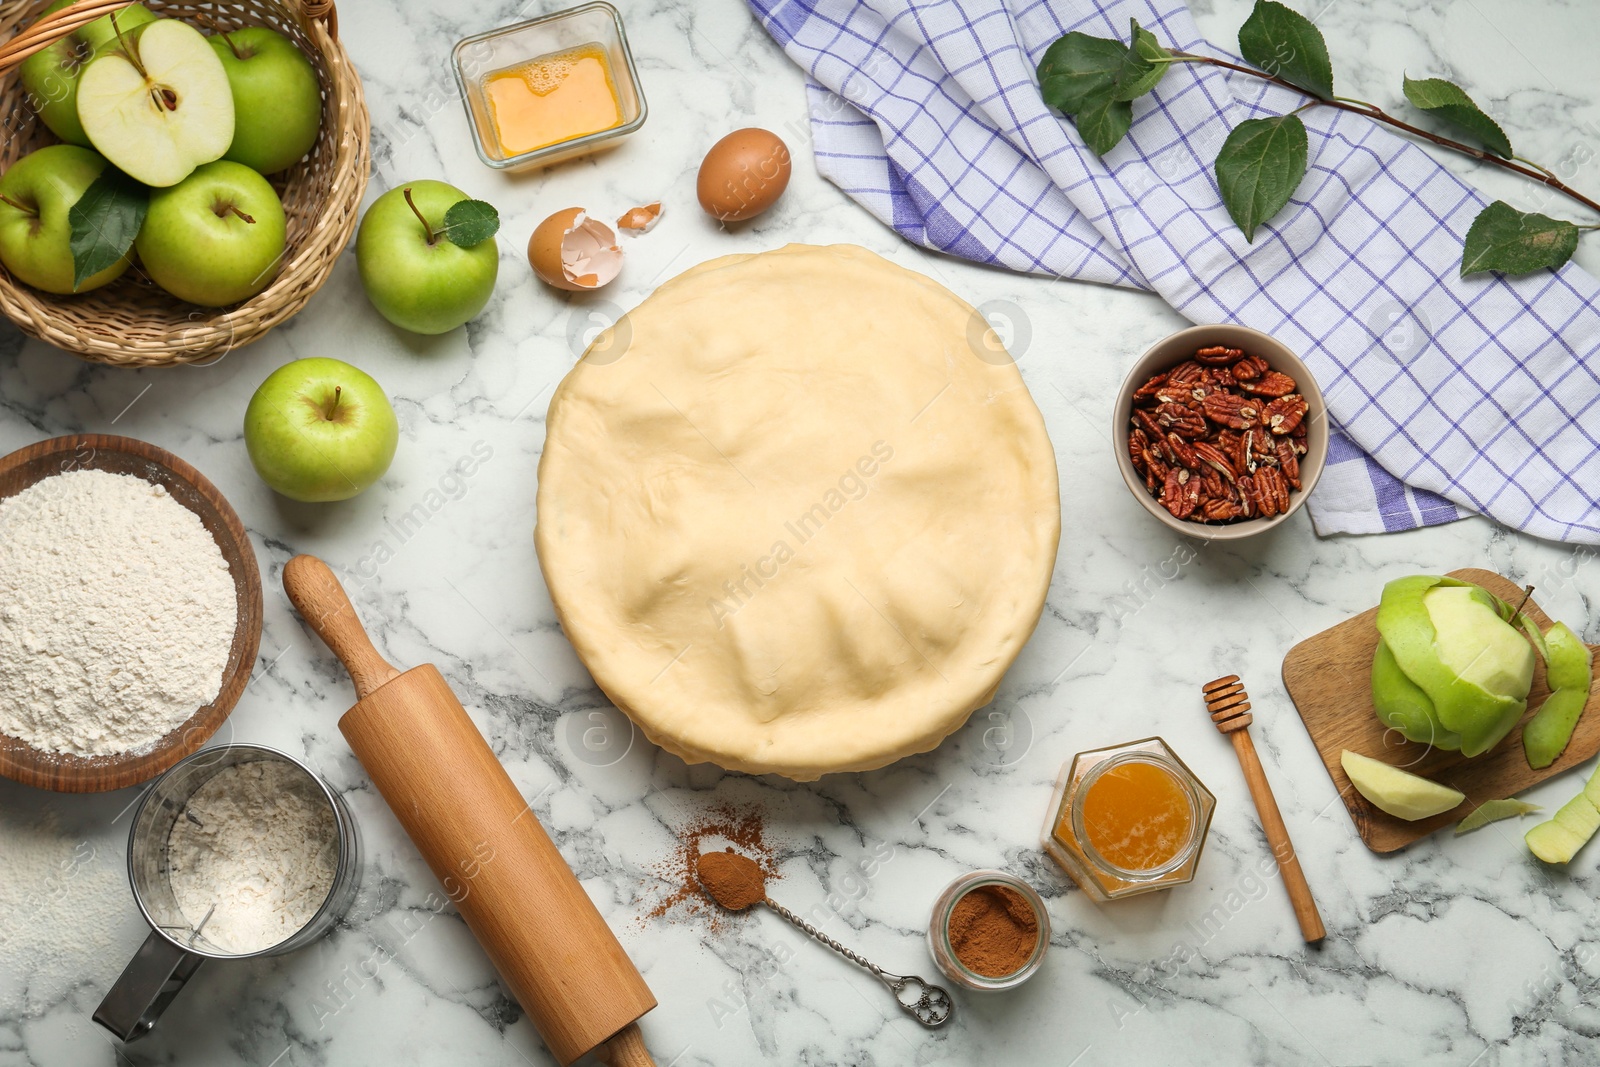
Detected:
[
  {"left": 642, "top": 804, "right": 780, "bottom": 929},
  {"left": 696, "top": 848, "right": 767, "bottom": 911},
  {"left": 946, "top": 884, "right": 1039, "bottom": 977}
]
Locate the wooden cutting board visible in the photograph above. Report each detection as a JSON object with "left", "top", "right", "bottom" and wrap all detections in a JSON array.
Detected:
[{"left": 1281, "top": 568, "right": 1600, "bottom": 853}]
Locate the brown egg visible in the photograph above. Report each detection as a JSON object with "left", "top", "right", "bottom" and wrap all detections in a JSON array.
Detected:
[
  {"left": 696, "top": 128, "right": 792, "bottom": 222},
  {"left": 527, "top": 207, "right": 623, "bottom": 291}
]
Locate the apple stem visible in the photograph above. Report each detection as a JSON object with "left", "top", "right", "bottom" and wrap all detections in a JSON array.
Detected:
[
  {"left": 223, "top": 32, "right": 245, "bottom": 61},
  {"left": 402, "top": 187, "right": 437, "bottom": 246},
  {"left": 0, "top": 193, "right": 36, "bottom": 217},
  {"left": 228, "top": 205, "right": 256, "bottom": 224},
  {"left": 324, "top": 385, "right": 342, "bottom": 421},
  {"left": 112, "top": 12, "right": 148, "bottom": 79}
]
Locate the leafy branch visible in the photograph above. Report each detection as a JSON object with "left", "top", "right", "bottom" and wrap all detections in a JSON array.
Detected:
[{"left": 1037, "top": 0, "right": 1600, "bottom": 276}]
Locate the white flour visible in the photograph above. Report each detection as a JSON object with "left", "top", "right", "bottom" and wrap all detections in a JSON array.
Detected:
[
  {"left": 0, "top": 809, "right": 131, "bottom": 1013},
  {"left": 0, "top": 468, "right": 237, "bottom": 756},
  {"left": 167, "top": 760, "right": 338, "bottom": 955}
]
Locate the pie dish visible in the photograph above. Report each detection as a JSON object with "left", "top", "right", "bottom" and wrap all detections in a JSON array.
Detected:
[{"left": 535, "top": 244, "right": 1059, "bottom": 779}]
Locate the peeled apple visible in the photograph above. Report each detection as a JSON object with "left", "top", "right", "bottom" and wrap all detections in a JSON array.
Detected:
[{"left": 1373, "top": 576, "right": 1544, "bottom": 758}]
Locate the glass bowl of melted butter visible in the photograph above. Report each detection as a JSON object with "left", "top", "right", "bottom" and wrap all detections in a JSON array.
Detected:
[{"left": 452, "top": 2, "right": 648, "bottom": 171}]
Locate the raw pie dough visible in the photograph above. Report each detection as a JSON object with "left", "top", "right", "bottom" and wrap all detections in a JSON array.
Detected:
[{"left": 535, "top": 244, "right": 1059, "bottom": 779}]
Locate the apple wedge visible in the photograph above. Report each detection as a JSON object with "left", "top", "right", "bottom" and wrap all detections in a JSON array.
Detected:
[
  {"left": 76, "top": 19, "right": 233, "bottom": 188},
  {"left": 1341, "top": 750, "right": 1466, "bottom": 821},
  {"left": 1526, "top": 759, "right": 1600, "bottom": 864}
]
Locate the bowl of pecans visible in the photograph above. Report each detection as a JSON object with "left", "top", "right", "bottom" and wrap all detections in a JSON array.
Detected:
[{"left": 1115, "top": 325, "right": 1327, "bottom": 539}]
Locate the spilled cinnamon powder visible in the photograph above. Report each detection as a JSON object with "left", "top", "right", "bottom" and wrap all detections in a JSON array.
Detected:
[
  {"left": 643, "top": 805, "right": 779, "bottom": 928},
  {"left": 947, "top": 884, "right": 1039, "bottom": 977}
]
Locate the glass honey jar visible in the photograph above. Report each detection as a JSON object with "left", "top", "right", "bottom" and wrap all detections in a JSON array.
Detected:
[{"left": 1041, "top": 737, "right": 1214, "bottom": 902}]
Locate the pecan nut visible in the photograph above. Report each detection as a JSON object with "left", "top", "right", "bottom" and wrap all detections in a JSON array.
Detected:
[
  {"left": 1133, "top": 408, "right": 1165, "bottom": 443},
  {"left": 1200, "top": 498, "right": 1245, "bottom": 522},
  {"left": 1165, "top": 432, "right": 1199, "bottom": 470},
  {"left": 1156, "top": 402, "right": 1207, "bottom": 438},
  {"left": 1130, "top": 427, "right": 1150, "bottom": 477},
  {"left": 1264, "top": 394, "right": 1309, "bottom": 435},
  {"left": 1237, "top": 370, "right": 1298, "bottom": 398},
  {"left": 1201, "top": 391, "right": 1261, "bottom": 430},
  {"left": 1160, "top": 466, "right": 1200, "bottom": 519},
  {"left": 1251, "top": 466, "right": 1291, "bottom": 517},
  {"left": 1192, "top": 440, "right": 1237, "bottom": 481},
  {"left": 1276, "top": 437, "right": 1301, "bottom": 489},
  {"left": 1228, "top": 353, "right": 1269, "bottom": 382},
  {"left": 1132, "top": 373, "right": 1167, "bottom": 404},
  {"left": 1165, "top": 360, "right": 1204, "bottom": 385},
  {"left": 1194, "top": 345, "right": 1245, "bottom": 365}
]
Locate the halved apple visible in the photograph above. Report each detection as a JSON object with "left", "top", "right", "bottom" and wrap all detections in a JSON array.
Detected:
[
  {"left": 19, "top": 1, "right": 157, "bottom": 146},
  {"left": 76, "top": 19, "right": 233, "bottom": 188}
]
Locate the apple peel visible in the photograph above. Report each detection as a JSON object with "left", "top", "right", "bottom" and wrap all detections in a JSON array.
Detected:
[{"left": 616, "top": 202, "right": 662, "bottom": 234}]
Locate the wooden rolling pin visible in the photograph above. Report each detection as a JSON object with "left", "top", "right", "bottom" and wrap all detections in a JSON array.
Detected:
[{"left": 283, "top": 555, "right": 657, "bottom": 1066}]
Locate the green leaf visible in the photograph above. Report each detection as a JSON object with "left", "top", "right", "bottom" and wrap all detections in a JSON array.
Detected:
[
  {"left": 1214, "top": 114, "right": 1309, "bottom": 242},
  {"left": 1037, "top": 32, "right": 1127, "bottom": 115},
  {"left": 1036, "top": 23, "right": 1166, "bottom": 156},
  {"left": 441, "top": 199, "right": 500, "bottom": 248},
  {"left": 1113, "top": 19, "right": 1168, "bottom": 101},
  {"left": 67, "top": 168, "right": 146, "bottom": 293},
  {"left": 1460, "top": 201, "right": 1580, "bottom": 277},
  {"left": 1402, "top": 76, "right": 1512, "bottom": 159},
  {"left": 1455, "top": 797, "right": 1541, "bottom": 834},
  {"left": 1076, "top": 95, "right": 1134, "bottom": 156},
  {"left": 1237, "top": 0, "right": 1334, "bottom": 100}
]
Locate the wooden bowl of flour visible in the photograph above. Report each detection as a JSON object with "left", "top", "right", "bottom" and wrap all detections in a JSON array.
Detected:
[{"left": 0, "top": 435, "right": 262, "bottom": 793}]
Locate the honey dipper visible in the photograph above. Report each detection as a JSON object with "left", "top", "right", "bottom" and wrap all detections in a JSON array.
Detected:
[{"left": 1202, "top": 675, "right": 1326, "bottom": 944}]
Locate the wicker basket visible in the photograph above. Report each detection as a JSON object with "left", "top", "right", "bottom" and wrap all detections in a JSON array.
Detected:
[{"left": 0, "top": 0, "right": 367, "bottom": 367}]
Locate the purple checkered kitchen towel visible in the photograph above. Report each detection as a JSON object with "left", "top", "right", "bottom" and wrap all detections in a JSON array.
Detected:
[{"left": 749, "top": 0, "right": 1600, "bottom": 541}]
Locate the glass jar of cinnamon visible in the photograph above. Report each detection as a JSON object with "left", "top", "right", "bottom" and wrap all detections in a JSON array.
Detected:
[{"left": 926, "top": 871, "right": 1049, "bottom": 991}]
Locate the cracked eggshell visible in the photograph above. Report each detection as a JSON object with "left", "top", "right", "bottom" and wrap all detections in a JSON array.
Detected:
[
  {"left": 528, "top": 207, "right": 623, "bottom": 291},
  {"left": 617, "top": 202, "right": 662, "bottom": 234}
]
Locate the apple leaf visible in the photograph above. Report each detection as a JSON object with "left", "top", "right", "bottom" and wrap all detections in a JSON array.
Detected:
[
  {"left": 1402, "top": 76, "right": 1513, "bottom": 159},
  {"left": 1114, "top": 20, "right": 1169, "bottom": 101},
  {"left": 1237, "top": 0, "right": 1334, "bottom": 100},
  {"left": 1036, "top": 22, "right": 1165, "bottom": 156},
  {"left": 68, "top": 168, "right": 146, "bottom": 292},
  {"left": 1076, "top": 95, "right": 1134, "bottom": 156},
  {"left": 1037, "top": 32, "right": 1128, "bottom": 115},
  {"left": 1214, "top": 114, "right": 1308, "bottom": 242},
  {"left": 442, "top": 199, "right": 500, "bottom": 249},
  {"left": 1460, "top": 200, "right": 1579, "bottom": 277}
]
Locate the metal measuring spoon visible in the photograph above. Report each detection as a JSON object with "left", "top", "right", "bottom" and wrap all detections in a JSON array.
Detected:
[{"left": 696, "top": 850, "right": 953, "bottom": 1028}]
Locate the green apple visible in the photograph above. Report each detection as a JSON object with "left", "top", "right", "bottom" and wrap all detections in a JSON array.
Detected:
[
  {"left": 356, "top": 180, "right": 498, "bottom": 335},
  {"left": 77, "top": 18, "right": 233, "bottom": 187},
  {"left": 135, "top": 160, "right": 285, "bottom": 306},
  {"left": 0, "top": 144, "right": 129, "bottom": 294},
  {"left": 210, "top": 27, "right": 322, "bottom": 175},
  {"left": 244, "top": 358, "right": 399, "bottom": 502},
  {"left": 19, "top": 1, "right": 157, "bottom": 146}
]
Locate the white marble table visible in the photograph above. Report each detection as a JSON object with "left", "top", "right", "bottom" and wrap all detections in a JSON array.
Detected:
[{"left": 4, "top": 0, "right": 1599, "bottom": 1064}]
